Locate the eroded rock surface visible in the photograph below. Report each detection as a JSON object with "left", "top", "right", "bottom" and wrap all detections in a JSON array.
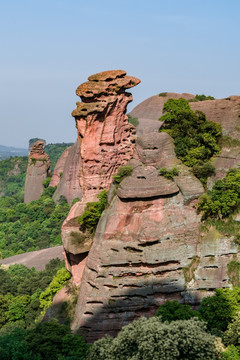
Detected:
[
  {"left": 53, "top": 141, "right": 83, "bottom": 205},
  {"left": 61, "top": 70, "right": 140, "bottom": 284},
  {"left": 70, "top": 92, "right": 240, "bottom": 341},
  {"left": 72, "top": 70, "right": 140, "bottom": 203},
  {"left": 24, "top": 140, "right": 50, "bottom": 203}
]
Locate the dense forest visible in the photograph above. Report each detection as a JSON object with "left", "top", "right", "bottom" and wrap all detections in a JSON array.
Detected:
[{"left": 0, "top": 142, "right": 73, "bottom": 259}]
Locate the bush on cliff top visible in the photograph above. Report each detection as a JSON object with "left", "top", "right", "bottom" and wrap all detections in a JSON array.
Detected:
[{"left": 159, "top": 98, "right": 221, "bottom": 169}]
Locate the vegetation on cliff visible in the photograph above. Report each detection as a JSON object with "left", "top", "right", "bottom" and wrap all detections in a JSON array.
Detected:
[
  {"left": 198, "top": 167, "right": 240, "bottom": 219},
  {"left": 159, "top": 98, "right": 221, "bottom": 184},
  {"left": 77, "top": 190, "right": 108, "bottom": 234}
]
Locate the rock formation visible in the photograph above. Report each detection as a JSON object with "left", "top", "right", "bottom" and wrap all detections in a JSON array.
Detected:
[
  {"left": 24, "top": 140, "right": 50, "bottom": 204},
  {"left": 72, "top": 69, "right": 140, "bottom": 203},
  {"left": 60, "top": 70, "right": 141, "bottom": 285},
  {"left": 67, "top": 90, "right": 240, "bottom": 341},
  {"left": 52, "top": 141, "right": 82, "bottom": 204}
]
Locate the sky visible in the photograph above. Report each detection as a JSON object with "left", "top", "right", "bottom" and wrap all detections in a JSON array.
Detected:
[{"left": 1, "top": 0, "right": 240, "bottom": 148}]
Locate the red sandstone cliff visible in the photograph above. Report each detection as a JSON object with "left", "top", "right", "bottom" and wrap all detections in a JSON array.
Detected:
[
  {"left": 69, "top": 92, "right": 240, "bottom": 341},
  {"left": 61, "top": 70, "right": 140, "bottom": 284},
  {"left": 24, "top": 140, "right": 50, "bottom": 204}
]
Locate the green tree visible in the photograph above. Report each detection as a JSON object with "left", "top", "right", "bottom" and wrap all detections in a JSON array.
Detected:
[
  {"left": 155, "top": 300, "right": 199, "bottom": 322},
  {"left": 159, "top": 98, "right": 221, "bottom": 170},
  {"left": 87, "top": 317, "right": 220, "bottom": 360},
  {"left": 199, "top": 288, "right": 240, "bottom": 332}
]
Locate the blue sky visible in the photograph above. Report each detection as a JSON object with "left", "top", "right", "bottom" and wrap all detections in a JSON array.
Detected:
[{"left": 1, "top": 0, "right": 240, "bottom": 147}]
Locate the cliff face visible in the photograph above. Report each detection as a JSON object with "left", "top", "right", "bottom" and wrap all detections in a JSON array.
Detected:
[
  {"left": 24, "top": 140, "right": 50, "bottom": 204},
  {"left": 69, "top": 91, "right": 240, "bottom": 341}
]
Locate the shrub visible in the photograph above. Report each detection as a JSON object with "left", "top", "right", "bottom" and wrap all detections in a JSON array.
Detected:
[
  {"left": 39, "top": 268, "right": 71, "bottom": 314},
  {"left": 221, "top": 345, "right": 240, "bottom": 359},
  {"left": 127, "top": 115, "right": 139, "bottom": 127},
  {"left": 159, "top": 98, "right": 221, "bottom": 168},
  {"left": 224, "top": 314, "right": 240, "bottom": 347},
  {"left": 189, "top": 94, "right": 215, "bottom": 102},
  {"left": 197, "top": 168, "right": 240, "bottom": 219},
  {"left": 155, "top": 300, "right": 199, "bottom": 321},
  {"left": 77, "top": 190, "right": 108, "bottom": 234},
  {"left": 159, "top": 92, "right": 168, "bottom": 97},
  {"left": 159, "top": 167, "right": 179, "bottom": 180},
  {"left": 86, "top": 317, "right": 220, "bottom": 360},
  {"left": 113, "top": 165, "right": 133, "bottom": 185},
  {"left": 199, "top": 288, "right": 240, "bottom": 332},
  {"left": 192, "top": 162, "right": 216, "bottom": 186}
]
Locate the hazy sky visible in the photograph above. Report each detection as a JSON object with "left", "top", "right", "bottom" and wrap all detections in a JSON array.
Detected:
[{"left": 1, "top": 0, "right": 240, "bottom": 148}]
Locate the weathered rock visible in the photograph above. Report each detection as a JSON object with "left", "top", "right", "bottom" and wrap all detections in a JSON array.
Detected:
[
  {"left": 61, "top": 201, "right": 93, "bottom": 255},
  {"left": 135, "top": 132, "right": 179, "bottom": 167},
  {"left": 70, "top": 92, "right": 240, "bottom": 341},
  {"left": 50, "top": 146, "right": 71, "bottom": 188},
  {"left": 24, "top": 140, "right": 50, "bottom": 203},
  {"left": 175, "top": 165, "right": 205, "bottom": 203},
  {"left": 117, "top": 165, "right": 179, "bottom": 199},
  {"left": 71, "top": 193, "right": 201, "bottom": 341},
  {"left": 53, "top": 141, "right": 83, "bottom": 205},
  {"left": 60, "top": 71, "right": 140, "bottom": 283},
  {"left": 72, "top": 70, "right": 140, "bottom": 202},
  {"left": 129, "top": 92, "right": 195, "bottom": 135}
]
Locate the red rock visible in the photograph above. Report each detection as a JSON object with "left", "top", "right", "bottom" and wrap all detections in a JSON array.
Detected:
[
  {"left": 60, "top": 70, "right": 140, "bottom": 284},
  {"left": 49, "top": 146, "right": 71, "bottom": 188},
  {"left": 72, "top": 70, "right": 140, "bottom": 202},
  {"left": 24, "top": 140, "right": 50, "bottom": 203},
  {"left": 53, "top": 141, "right": 83, "bottom": 205}
]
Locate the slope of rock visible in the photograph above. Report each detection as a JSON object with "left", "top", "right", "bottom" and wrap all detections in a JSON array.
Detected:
[{"left": 24, "top": 140, "right": 50, "bottom": 203}]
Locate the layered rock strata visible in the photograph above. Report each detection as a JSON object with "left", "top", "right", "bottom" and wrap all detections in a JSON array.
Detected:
[
  {"left": 71, "top": 132, "right": 211, "bottom": 341},
  {"left": 24, "top": 140, "right": 50, "bottom": 203}
]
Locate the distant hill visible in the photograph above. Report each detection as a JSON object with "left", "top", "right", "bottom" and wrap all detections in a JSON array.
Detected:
[{"left": 0, "top": 145, "right": 28, "bottom": 160}]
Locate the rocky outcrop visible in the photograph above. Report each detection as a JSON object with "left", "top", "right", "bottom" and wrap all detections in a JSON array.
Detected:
[
  {"left": 49, "top": 146, "right": 71, "bottom": 188},
  {"left": 24, "top": 140, "right": 50, "bottom": 203},
  {"left": 53, "top": 141, "right": 83, "bottom": 205},
  {"left": 71, "top": 129, "right": 207, "bottom": 341},
  {"left": 130, "top": 93, "right": 240, "bottom": 186},
  {"left": 69, "top": 92, "right": 240, "bottom": 341},
  {"left": 61, "top": 70, "right": 140, "bottom": 284},
  {"left": 72, "top": 69, "right": 140, "bottom": 203}
]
